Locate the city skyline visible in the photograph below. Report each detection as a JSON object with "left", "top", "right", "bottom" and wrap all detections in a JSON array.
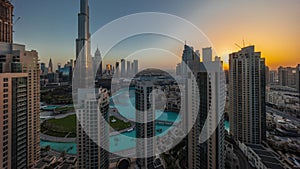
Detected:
[
  {"left": 1, "top": 0, "right": 299, "bottom": 168},
  {"left": 12, "top": 0, "right": 300, "bottom": 70}
]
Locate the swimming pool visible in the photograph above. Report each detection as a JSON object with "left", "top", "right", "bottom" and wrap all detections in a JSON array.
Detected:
[
  {"left": 40, "top": 124, "right": 172, "bottom": 155},
  {"left": 41, "top": 120, "right": 229, "bottom": 155},
  {"left": 40, "top": 88, "right": 227, "bottom": 154},
  {"left": 225, "top": 120, "right": 229, "bottom": 132}
]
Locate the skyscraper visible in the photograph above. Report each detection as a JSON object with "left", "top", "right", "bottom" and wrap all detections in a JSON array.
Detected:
[
  {"left": 48, "top": 58, "right": 53, "bottom": 73},
  {"left": 202, "top": 56, "right": 226, "bottom": 169},
  {"left": 202, "top": 47, "right": 212, "bottom": 62},
  {"left": 115, "top": 61, "right": 120, "bottom": 78},
  {"left": 76, "top": 88, "right": 109, "bottom": 169},
  {"left": 121, "top": 59, "right": 126, "bottom": 77},
  {"left": 269, "top": 70, "right": 278, "bottom": 84},
  {"left": 265, "top": 66, "right": 270, "bottom": 86},
  {"left": 0, "top": 44, "right": 40, "bottom": 169},
  {"left": 75, "top": 0, "right": 93, "bottom": 88},
  {"left": 229, "top": 46, "right": 266, "bottom": 144},
  {"left": 296, "top": 64, "right": 300, "bottom": 93},
  {"left": 135, "top": 80, "right": 156, "bottom": 169},
  {"left": 1, "top": 1, "right": 40, "bottom": 166},
  {"left": 133, "top": 60, "right": 139, "bottom": 76},
  {"left": 127, "top": 60, "right": 131, "bottom": 77},
  {"left": 16, "top": 44, "right": 41, "bottom": 168},
  {"left": 0, "top": 0, "right": 13, "bottom": 44},
  {"left": 93, "top": 47, "right": 102, "bottom": 79},
  {"left": 0, "top": 73, "right": 28, "bottom": 169},
  {"left": 75, "top": 1, "right": 109, "bottom": 168},
  {"left": 278, "top": 66, "right": 297, "bottom": 89},
  {"left": 181, "top": 44, "right": 225, "bottom": 169}
]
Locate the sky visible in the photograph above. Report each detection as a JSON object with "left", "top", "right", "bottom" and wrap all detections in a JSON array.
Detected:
[{"left": 12, "top": 0, "right": 300, "bottom": 70}]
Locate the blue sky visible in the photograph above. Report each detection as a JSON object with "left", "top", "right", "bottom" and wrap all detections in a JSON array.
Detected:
[{"left": 12, "top": 0, "right": 300, "bottom": 69}]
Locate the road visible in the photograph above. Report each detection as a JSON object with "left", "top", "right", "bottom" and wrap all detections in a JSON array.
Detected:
[
  {"left": 266, "top": 106, "right": 300, "bottom": 126},
  {"left": 226, "top": 136, "right": 255, "bottom": 169}
]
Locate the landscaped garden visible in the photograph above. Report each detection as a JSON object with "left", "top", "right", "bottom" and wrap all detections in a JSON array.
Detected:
[
  {"left": 41, "top": 114, "right": 132, "bottom": 138},
  {"left": 109, "top": 116, "right": 132, "bottom": 131},
  {"left": 41, "top": 114, "right": 76, "bottom": 138}
]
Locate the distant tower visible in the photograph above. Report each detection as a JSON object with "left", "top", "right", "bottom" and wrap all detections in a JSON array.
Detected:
[
  {"left": 229, "top": 46, "right": 266, "bottom": 144},
  {"left": 296, "top": 64, "right": 300, "bottom": 93},
  {"left": 48, "top": 58, "right": 53, "bottom": 73},
  {"left": 121, "top": 59, "right": 126, "bottom": 77},
  {"left": 115, "top": 61, "right": 120, "bottom": 77},
  {"left": 94, "top": 47, "right": 102, "bottom": 79},
  {"left": 202, "top": 47, "right": 212, "bottom": 62},
  {"left": 133, "top": 60, "right": 139, "bottom": 76},
  {"left": 127, "top": 60, "right": 131, "bottom": 77}
]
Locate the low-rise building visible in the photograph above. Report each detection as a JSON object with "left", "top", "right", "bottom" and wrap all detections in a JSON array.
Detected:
[{"left": 238, "top": 143, "right": 289, "bottom": 169}]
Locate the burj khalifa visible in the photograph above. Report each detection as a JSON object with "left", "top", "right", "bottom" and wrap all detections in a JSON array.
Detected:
[{"left": 75, "top": 1, "right": 109, "bottom": 169}]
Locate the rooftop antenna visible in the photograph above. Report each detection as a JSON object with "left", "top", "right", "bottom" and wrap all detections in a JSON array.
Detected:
[{"left": 243, "top": 39, "right": 245, "bottom": 47}]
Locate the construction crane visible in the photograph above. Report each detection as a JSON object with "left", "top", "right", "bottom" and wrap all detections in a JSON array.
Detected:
[
  {"left": 12, "top": 17, "right": 21, "bottom": 33},
  {"left": 235, "top": 43, "right": 242, "bottom": 49},
  {"left": 14, "top": 16, "right": 21, "bottom": 25}
]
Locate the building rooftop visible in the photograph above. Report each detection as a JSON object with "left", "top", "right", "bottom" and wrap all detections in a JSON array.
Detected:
[{"left": 246, "top": 143, "right": 285, "bottom": 169}]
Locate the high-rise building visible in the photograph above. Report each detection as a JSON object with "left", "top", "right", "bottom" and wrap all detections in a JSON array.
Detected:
[
  {"left": 75, "top": 1, "right": 109, "bottom": 168},
  {"left": 121, "top": 59, "right": 126, "bottom": 77},
  {"left": 40, "top": 62, "right": 46, "bottom": 75},
  {"left": 181, "top": 45, "right": 225, "bottom": 169},
  {"left": 0, "top": 0, "right": 13, "bottom": 44},
  {"left": 0, "top": 44, "right": 40, "bottom": 168},
  {"left": 93, "top": 47, "right": 102, "bottom": 79},
  {"left": 0, "top": 1, "right": 40, "bottom": 168},
  {"left": 202, "top": 56, "right": 226, "bottom": 169},
  {"left": 265, "top": 66, "right": 270, "bottom": 86},
  {"left": 115, "top": 61, "right": 120, "bottom": 78},
  {"left": 75, "top": 0, "right": 93, "bottom": 88},
  {"left": 13, "top": 44, "right": 41, "bottom": 167},
  {"left": 296, "top": 64, "right": 300, "bottom": 93},
  {"left": 269, "top": 70, "right": 278, "bottom": 84},
  {"left": 278, "top": 66, "right": 297, "bottom": 89},
  {"left": 135, "top": 80, "right": 156, "bottom": 169},
  {"left": 202, "top": 47, "right": 212, "bottom": 62},
  {"left": 76, "top": 88, "right": 109, "bottom": 169},
  {"left": 229, "top": 46, "right": 266, "bottom": 144},
  {"left": 127, "top": 60, "right": 131, "bottom": 77},
  {"left": 133, "top": 60, "right": 139, "bottom": 76},
  {"left": 48, "top": 58, "right": 53, "bottom": 73},
  {"left": 0, "top": 73, "right": 28, "bottom": 169}
]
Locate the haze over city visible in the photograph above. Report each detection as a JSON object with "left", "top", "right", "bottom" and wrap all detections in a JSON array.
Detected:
[{"left": 12, "top": 0, "right": 300, "bottom": 70}]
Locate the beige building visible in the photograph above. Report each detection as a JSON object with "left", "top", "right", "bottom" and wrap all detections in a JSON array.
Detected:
[
  {"left": 0, "top": 43, "right": 41, "bottom": 168},
  {"left": 0, "top": 73, "right": 28, "bottom": 169},
  {"left": 16, "top": 44, "right": 41, "bottom": 167},
  {"left": 1, "top": 0, "right": 40, "bottom": 168}
]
